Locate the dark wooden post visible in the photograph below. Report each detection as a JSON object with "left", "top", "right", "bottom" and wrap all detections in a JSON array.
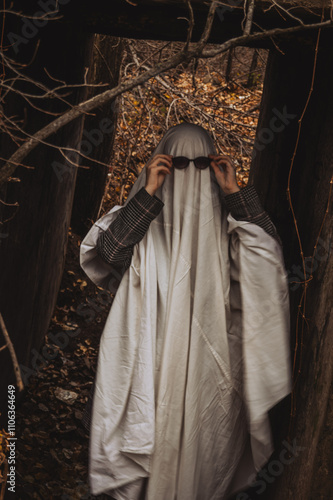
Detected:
[
  {"left": 249, "top": 37, "right": 333, "bottom": 499},
  {"left": 0, "top": 20, "right": 94, "bottom": 414},
  {"left": 71, "top": 35, "right": 124, "bottom": 237}
]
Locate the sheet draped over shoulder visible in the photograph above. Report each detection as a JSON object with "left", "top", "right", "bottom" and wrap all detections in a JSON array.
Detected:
[{"left": 80, "top": 123, "right": 291, "bottom": 500}]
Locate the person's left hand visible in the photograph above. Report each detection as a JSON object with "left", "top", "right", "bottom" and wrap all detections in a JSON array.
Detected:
[{"left": 208, "top": 154, "right": 240, "bottom": 195}]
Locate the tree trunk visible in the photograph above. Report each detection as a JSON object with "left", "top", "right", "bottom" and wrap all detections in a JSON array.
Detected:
[
  {"left": 246, "top": 49, "right": 259, "bottom": 88},
  {"left": 70, "top": 35, "right": 123, "bottom": 237},
  {"left": 225, "top": 47, "right": 234, "bottom": 82},
  {"left": 0, "top": 21, "right": 94, "bottom": 415},
  {"left": 249, "top": 39, "right": 333, "bottom": 499}
]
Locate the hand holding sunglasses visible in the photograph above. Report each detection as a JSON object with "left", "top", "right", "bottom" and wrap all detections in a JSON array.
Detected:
[
  {"left": 208, "top": 154, "right": 240, "bottom": 196},
  {"left": 145, "top": 155, "right": 211, "bottom": 196},
  {"left": 145, "top": 154, "right": 173, "bottom": 196},
  {"left": 144, "top": 153, "right": 240, "bottom": 197}
]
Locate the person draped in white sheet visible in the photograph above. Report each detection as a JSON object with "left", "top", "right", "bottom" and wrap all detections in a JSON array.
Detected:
[{"left": 80, "top": 123, "right": 291, "bottom": 500}]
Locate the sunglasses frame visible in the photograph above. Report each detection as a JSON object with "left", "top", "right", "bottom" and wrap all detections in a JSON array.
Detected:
[{"left": 172, "top": 156, "right": 212, "bottom": 170}]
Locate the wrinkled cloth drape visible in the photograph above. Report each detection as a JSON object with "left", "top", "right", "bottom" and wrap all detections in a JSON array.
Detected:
[{"left": 80, "top": 123, "right": 291, "bottom": 499}]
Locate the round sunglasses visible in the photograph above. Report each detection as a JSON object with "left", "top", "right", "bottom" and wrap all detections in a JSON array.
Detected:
[{"left": 172, "top": 156, "right": 212, "bottom": 170}]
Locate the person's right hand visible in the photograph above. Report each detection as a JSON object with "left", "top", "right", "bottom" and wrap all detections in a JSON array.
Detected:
[{"left": 144, "top": 154, "right": 173, "bottom": 196}]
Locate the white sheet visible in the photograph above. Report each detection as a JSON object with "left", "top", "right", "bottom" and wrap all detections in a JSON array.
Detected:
[{"left": 80, "top": 123, "right": 291, "bottom": 499}]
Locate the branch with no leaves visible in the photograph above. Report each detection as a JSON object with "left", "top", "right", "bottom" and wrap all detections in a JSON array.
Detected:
[
  {"left": 1, "top": 2, "right": 332, "bottom": 186},
  {"left": 0, "top": 313, "right": 24, "bottom": 391},
  {"left": 201, "top": 17, "right": 332, "bottom": 57},
  {"left": 267, "top": 0, "right": 305, "bottom": 26},
  {"left": 181, "top": 0, "right": 195, "bottom": 50},
  {"left": 243, "top": 0, "right": 255, "bottom": 35},
  {"left": 1, "top": 51, "right": 108, "bottom": 110}
]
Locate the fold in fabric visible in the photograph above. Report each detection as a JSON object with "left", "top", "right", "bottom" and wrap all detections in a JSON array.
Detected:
[{"left": 80, "top": 123, "right": 291, "bottom": 499}]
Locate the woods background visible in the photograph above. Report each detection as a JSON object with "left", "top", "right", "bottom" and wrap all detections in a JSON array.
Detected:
[{"left": 0, "top": 1, "right": 332, "bottom": 498}]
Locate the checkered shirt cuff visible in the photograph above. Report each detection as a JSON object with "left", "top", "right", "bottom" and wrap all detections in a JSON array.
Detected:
[
  {"left": 224, "top": 185, "right": 281, "bottom": 244},
  {"left": 96, "top": 187, "right": 164, "bottom": 270}
]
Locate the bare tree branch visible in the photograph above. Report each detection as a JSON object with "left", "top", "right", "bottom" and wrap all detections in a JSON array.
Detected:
[
  {"left": 202, "top": 18, "right": 332, "bottom": 57},
  {"left": 244, "top": 0, "right": 255, "bottom": 35},
  {"left": 269, "top": 0, "right": 305, "bottom": 26},
  {"left": 0, "top": 313, "right": 24, "bottom": 391},
  {"left": 1, "top": 4, "right": 332, "bottom": 186},
  {"left": 196, "top": 1, "right": 219, "bottom": 48},
  {"left": 183, "top": 0, "right": 195, "bottom": 50}
]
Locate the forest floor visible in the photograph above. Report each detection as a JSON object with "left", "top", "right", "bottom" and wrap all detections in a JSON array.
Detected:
[
  {"left": 15, "top": 229, "right": 110, "bottom": 499},
  {"left": 13, "top": 44, "right": 271, "bottom": 500}
]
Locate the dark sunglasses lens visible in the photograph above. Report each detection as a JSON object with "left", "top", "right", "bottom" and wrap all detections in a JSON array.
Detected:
[
  {"left": 194, "top": 157, "right": 211, "bottom": 169},
  {"left": 172, "top": 157, "right": 189, "bottom": 169}
]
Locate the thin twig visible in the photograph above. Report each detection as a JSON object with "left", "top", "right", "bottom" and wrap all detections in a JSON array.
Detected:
[
  {"left": 288, "top": 9, "right": 325, "bottom": 439},
  {"left": 202, "top": 18, "right": 332, "bottom": 57},
  {"left": 184, "top": 0, "right": 195, "bottom": 50},
  {"left": 0, "top": 313, "right": 24, "bottom": 391},
  {"left": 269, "top": 0, "right": 305, "bottom": 26}
]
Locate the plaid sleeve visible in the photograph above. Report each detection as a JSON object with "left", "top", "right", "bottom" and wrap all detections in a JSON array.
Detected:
[
  {"left": 224, "top": 185, "right": 282, "bottom": 246},
  {"left": 97, "top": 187, "right": 164, "bottom": 272},
  {"left": 81, "top": 382, "right": 94, "bottom": 432}
]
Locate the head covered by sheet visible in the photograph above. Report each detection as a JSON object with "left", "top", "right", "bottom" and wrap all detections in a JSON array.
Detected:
[{"left": 124, "top": 121, "right": 224, "bottom": 225}]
